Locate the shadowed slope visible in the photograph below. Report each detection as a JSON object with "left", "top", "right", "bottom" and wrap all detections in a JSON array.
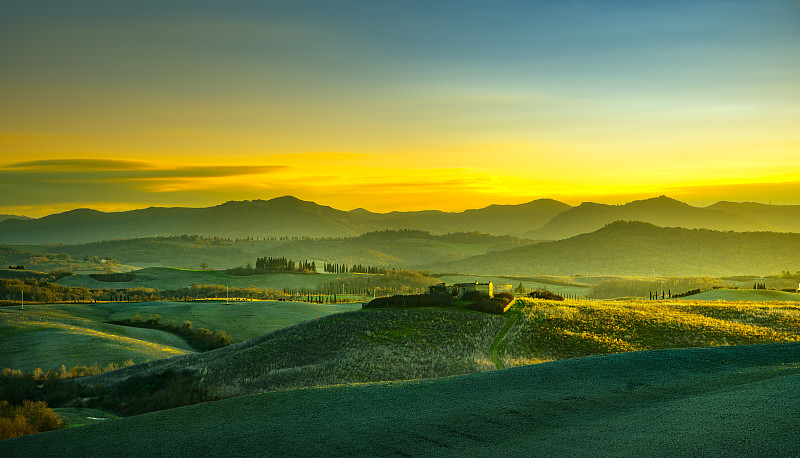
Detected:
[{"left": 3, "top": 342, "right": 799, "bottom": 456}]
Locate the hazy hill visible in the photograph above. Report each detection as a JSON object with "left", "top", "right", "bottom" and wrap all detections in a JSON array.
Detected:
[
  {"left": 3, "top": 195, "right": 800, "bottom": 245},
  {"left": 257, "top": 230, "right": 532, "bottom": 269},
  {"left": 0, "top": 196, "right": 557, "bottom": 244},
  {"left": 440, "top": 221, "right": 800, "bottom": 277},
  {"left": 386, "top": 198, "right": 571, "bottom": 235},
  {"left": 19, "top": 231, "right": 530, "bottom": 270},
  {"left": 524, "top": 196, "right": 771, "bottom": 240},
  {"left": 706, "top": 201, "right": 800, "bottom": 232},
  {"left": 0, "top": 214, "right": 32, "bottom": 222}
]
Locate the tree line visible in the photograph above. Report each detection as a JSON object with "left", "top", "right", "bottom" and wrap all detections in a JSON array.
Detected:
[{"left": 323, "top": 262, "right": 388, "bottom": 274}]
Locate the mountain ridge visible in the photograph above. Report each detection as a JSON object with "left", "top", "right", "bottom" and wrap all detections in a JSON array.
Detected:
[{"left": 1, "top": 195, "right": 800, "bottom": 244}]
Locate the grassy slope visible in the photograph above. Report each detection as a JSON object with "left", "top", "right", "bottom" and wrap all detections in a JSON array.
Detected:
[
  {"left": 4, "top": 342, "right": 799, "bottom": 456},
  {"left": 54, "top": 298, "right": 800, "bottom": 401},
  {"left": 0, "top": 301, "right": 359, "bottom": 371},
  {"left": 85, "top": 308, "right": 505, "bottom": 398},
  {"left": 0, "top": 306, "right": 193, "bottom": 371},
  {"left": 502, "top": 298, "right": 800, "bottom": 365}
]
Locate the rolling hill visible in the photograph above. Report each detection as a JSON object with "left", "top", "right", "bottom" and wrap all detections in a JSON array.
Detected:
[
  {"left": 524, "top": 195, "right": 773, "bottom": 240},
  {"left": 440, "top": 220, "right": 800, "bottom": 277},
  {"left": 0, "top": 214, "right": 31, "bottom": 223},
  {"left": 707, "top": 201, "right": 800, "bottom": 233},
  {"left": 3, "top": 341, "right": 799, "bottom": 456}
]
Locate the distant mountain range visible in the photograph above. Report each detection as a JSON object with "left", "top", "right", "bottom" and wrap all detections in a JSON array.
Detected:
[
  {"left": 523, "top": 196, "right": 800, "bottom": 240},
  {"left": 435, "top": 221, "right": 800, "bottom": 277},
  {"left": 1, "top": 195, "right": 799, "bottom": 245}
]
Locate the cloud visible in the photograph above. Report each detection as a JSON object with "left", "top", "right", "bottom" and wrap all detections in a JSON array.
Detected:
[
  {"left": 0, "top": 158, "right": 292, "bottom": 183},
  {"left": 6, "top": 158, "right": 152, "bottom": 170}
]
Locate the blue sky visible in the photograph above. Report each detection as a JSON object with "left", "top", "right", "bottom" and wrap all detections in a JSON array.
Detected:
[{"left": 1, "top": 0, "right": 799, "bottom": 215}]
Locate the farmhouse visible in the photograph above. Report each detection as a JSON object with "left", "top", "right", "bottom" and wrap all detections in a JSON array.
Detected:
[
  {"left": 453, "top": 281, "right": 494, "bottom": 298},
  {"left": 494, "top": 283, "right": 513, "bottom": 294}
]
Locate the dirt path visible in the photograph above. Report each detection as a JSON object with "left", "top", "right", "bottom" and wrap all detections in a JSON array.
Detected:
[{"left": 490, "top": 311, "right": 519, "bottom": 369}]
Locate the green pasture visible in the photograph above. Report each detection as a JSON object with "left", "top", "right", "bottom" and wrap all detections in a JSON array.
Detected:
[{"left": 0, "top": 306, "right": 193, "bottom": 372}]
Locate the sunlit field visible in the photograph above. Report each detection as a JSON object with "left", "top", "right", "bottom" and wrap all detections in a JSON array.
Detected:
[
  {"left": 0, "top": 307, "right": 192, "bottom": 372},
  {"left": 502, "top": 298, "right": 800, "bottom": 366}
]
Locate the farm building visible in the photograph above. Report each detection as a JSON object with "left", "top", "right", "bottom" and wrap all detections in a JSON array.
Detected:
[
  {"left": 454, "top": 281, "right": 494, "bottom": 298},
  {"left": 494, "top": 283, "right": 513, "bottom": 294}
]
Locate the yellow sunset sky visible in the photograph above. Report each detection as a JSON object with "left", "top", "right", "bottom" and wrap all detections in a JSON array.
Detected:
[{"left": 1, "top": 1, "right": 799, "bottom": 217}]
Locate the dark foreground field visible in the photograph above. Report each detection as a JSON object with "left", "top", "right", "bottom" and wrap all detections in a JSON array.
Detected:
[{"left": 3, "top": 341, "right": 799, "bottom": 457}]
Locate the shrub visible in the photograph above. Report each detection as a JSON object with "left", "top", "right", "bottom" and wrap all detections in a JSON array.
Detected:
[
  {"left": 467, "top": 295, "right": 515, "bottom": 315},
  {"left": 528, "top": 290, "right": 564, "bottom": 301},
  {"left": 364, "top": 294, "right": 452, "bottom": 309},
  {"left": 461, "top": 291, "right": 491, "bottom": 302},
  {"left": 0, "top": 400, "right": 64, "bottom": 440}
]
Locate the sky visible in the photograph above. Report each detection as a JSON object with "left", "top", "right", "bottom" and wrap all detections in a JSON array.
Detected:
[{"left": 1, "top": 0, "right": 799, "bottom": 217}]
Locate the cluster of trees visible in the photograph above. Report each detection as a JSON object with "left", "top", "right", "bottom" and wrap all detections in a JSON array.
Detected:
[
  {"left": 0, "top": 364, "right": 213, "bottom": 418},
  {"left": 118, "top": 315, "right": 233, "bottom": 351},
  {"left": 527, "top": 290, "right": 565, "bottom": 301},
  {"left": 323, "top": 262, "right": 387, "bottom": 274},
  {"left": 0, "top": 277, "right": 294, "bottom": 304},
  {"left": 0, "top": 400, "right": 64, "bottom": 440},
  {"left": 253, "top": 257, "right": 316, "bottom": 273},
  {"left": 0, "top": 361, "right": 135, "bottom": 417},
  {"left": 8, "top": 265, "right": 25, "bottom": 270},
  {"left": 318, "top": 269, "right": 438, "bottom": 298},
  {"left": 673, "top": 288, "right": 702, "bottom": 298}
]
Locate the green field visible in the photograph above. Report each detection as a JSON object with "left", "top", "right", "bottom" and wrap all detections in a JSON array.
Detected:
[
  {"left": 687, "top": 288, "right": 800, "bottom": 302},
  {"left": 4, "top": 342, "right": 799, "bottom": 456},
  {"left": 0, "top": 301, "right": 360, "bottom": 372}
]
